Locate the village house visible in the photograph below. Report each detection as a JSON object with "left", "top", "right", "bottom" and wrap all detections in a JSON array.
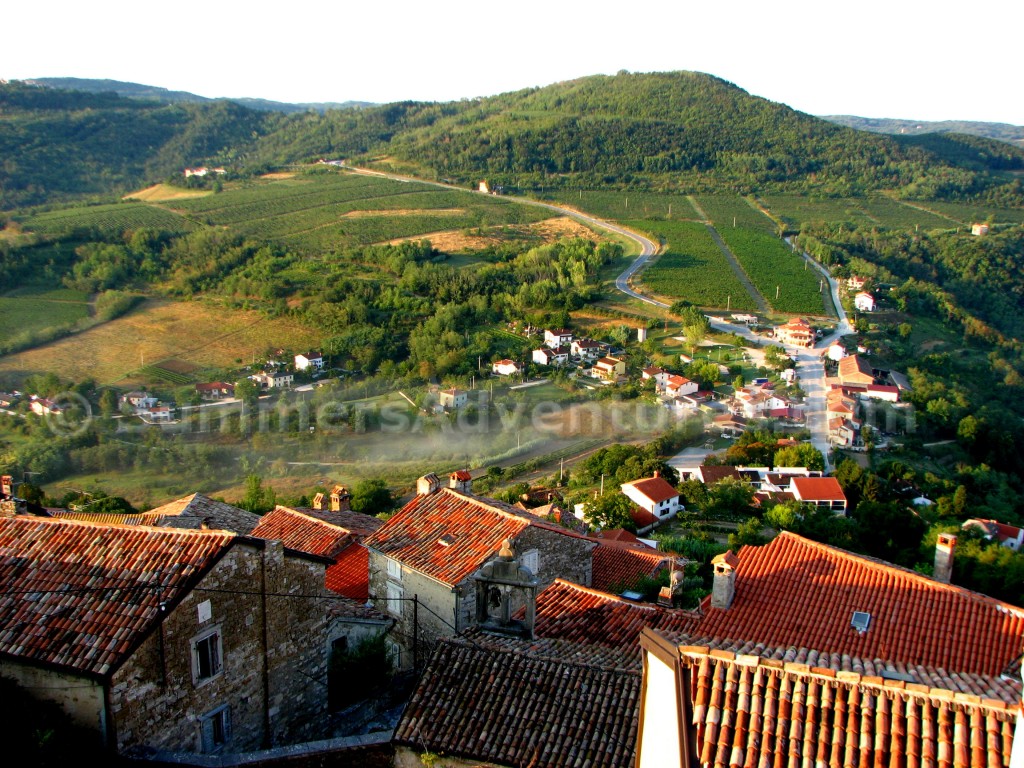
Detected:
[
  {"left": 823, "top": 340, "right": 847, "bottom": 362},
  {"left": 0, "top": 516, "right": 332, "bottom": 757},
  {"left": 789, "top": 475, "right": 848, "bottom": 513},
  {"left": 593, "top": 355, "right": 627, "bottom": 381},
  {"left": 143, "top": 404, "right": 175, "bottom": 423},
  {"left": 0, "top": 391, "right": 19, "bottom": 408},
  {"left": 731, "top": 385, "right": 790, "bottom": 420},
  {"left": 195, "top": 381, "right": 235, "bottom": 400},
  {"left": 438, "top": 387, "right": 468, "bottom": 409},
  {"left": 621, "top": 473, "right": 682, "bottom": 524},
  {"left": 543, "top": 328, "right": 573, "bottom": 348},
  {"left": 641, "top": 365, "right": 669, "bottom": 387},
  {"left": 972, "top": 222, "right": 990, "bottom": 236},
  {"left": 362, "top": 474, "right": 596, "bottom": 669},
  {"left": 120, "top": 391, "right": 158, "bottom": 410},
  {"left": 845, "top": 274, "right": 868, "bottom": 291},
  {"left": 774, "top": 317, "right": 814, "bottom": 347},
  {"left": 250, "top": 371, "right": 293, "bottom": 389},
  {"left": 29, "top": 396, "right": 66, "bottom": 416},
  {"left": 571, "top": 337, "right": 606, "bottom": 360},
  {"left": 395, "top": 576, "right": 701, "bottom": 768},
  {"left": 531, "top": 345, "right": 570, "bottom": 366},
  {"left": 836, "top": 353, "right": 874, "bottom": 386},
  {"left": 963, "top": 518, "right": 1024, "bottom": 551},
  {"left": 662, "top": 373, "right": 699, "bottom": 398},
  {"left": 635, "top": 532, "right": 1024, "bottom": 767},
  {"left": 854, "top": 291, "right": 876, "bottom": 312},
  {"left": 294, "top": 351, "right": 324, "bottom": 371},
  {"left": 490, "top": 358, "right": 522, "bottom": 376}
]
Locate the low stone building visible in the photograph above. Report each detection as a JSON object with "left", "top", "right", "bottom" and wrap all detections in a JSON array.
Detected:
[
  {"left": 0, "top": 516, "right": 332, "bottom": 757},
  {"left": 363, "top": 477, "right": 596, "bottom": 669}
]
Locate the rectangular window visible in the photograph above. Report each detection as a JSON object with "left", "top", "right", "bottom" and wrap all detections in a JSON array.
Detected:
[
  {"left": 200, "top": 706, "right": 231, "bottom": 752},
  {"left": 386, "top": 557, "right": 402, "bottom": 581},
  {"left": 386, "top": 582, "right": 403, "bottom": 617},
  {"left": 192, "top": 628, "right": 222, "bottom": 685}
]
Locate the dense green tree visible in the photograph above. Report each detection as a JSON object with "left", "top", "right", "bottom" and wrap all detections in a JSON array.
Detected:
[{"left": 350, "top": 478, "right": 395, "bottom": 515}]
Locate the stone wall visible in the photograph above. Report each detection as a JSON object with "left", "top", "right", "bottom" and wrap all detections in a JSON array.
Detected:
[
  {"left": 513, "top": 526, "right": 595, "bottom": 588},
  {"left": 109, "top": 539, "right": 330, "bottom": 755}
]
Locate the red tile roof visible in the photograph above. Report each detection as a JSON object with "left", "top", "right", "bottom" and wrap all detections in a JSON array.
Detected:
[
  {"left": 630, "top": 506, "right": 658, "bottom": 530},
  {"left": 289, "top": 507, "right": 383, "bottom": 538},
  {"left": 693, "top": 532, "right": 1024, "bottom": 677},
  {"left": 363, "top": 488, "right": 584, "bottom": 586},
  {"left": 790, "top": 476, "right": 846, "bottom": 502},
  {"left": 144, "top": 493, "right": 261, "bottom": 533},
  {"left": 622, "top": 475, "right": 679, "bottom": 504},
  {"left": 0, "top": 517, "right": 233, "bottom": 678},
  {"left": 249, "top": 506, "right": 351, "bottom": 559},
  {"left": 395, "top": 640, "right": 641, "bottom": 768},
  {"left": 326, "top": 543, "right": 370, "bottom": 599},
  {"left": 676, "top": 644, "right": 1017, "bottom": 768},
  {"left": 591, "top": 540, "right": 676, "bottom": 593}
]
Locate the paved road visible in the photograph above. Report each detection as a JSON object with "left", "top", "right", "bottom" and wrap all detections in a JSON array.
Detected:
[{"left": 342, "top": 164, "right": 852, "bottom": 468}]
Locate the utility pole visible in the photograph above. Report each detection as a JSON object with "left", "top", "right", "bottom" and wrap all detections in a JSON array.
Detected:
[
  {"left": 776, "top": 285, "right": 780, "bottom": 300},
  {"left": 668, "top": 203, "right": 672, "bottom": 218},
  {"left": 560, "top": 457, "right": 564, "bottom": 482},
  {"left": 600, "top": 473, "right": 605, "bottom": 495}
]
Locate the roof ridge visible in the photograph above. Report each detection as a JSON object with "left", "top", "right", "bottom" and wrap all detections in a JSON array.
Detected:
[
  {"left": 769, "top": 531, "right": 1024, "bottom": 617},
  {"left": 548, "top": 577, "right": 664, "bottom": 612},
  {"left": 13, "top": 515, "right": 236, "bottom": 539},
  {"left": 271, "top": 504, "right": 351, "bottom": 533}
]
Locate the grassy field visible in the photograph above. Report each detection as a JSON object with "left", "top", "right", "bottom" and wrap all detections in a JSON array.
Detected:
[
  {"left": 631, "top": 220, "right": 758, "bottom": 310},
  {"left": 716, "top": 228, "right": 830, "bottom": 316},
  {"left": 0, "top": 299, "right": 321, "bottom": 387},
  {"left": 0, "top": 286, "right": 91, "bottom": 340},
  {"left": 760, "top": 194, "right": 955, "bottom": 231}
]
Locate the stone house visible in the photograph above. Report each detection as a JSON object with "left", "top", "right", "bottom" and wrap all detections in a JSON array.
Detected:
[
  {"left": 363, "top": 476, "right": 596, "bottom": 669},
  {"left": 0, "top": 516, "right": 332, "bottom": 758},
  {"left": 438, "top": 387, "right": 468, "bottom": 409}
]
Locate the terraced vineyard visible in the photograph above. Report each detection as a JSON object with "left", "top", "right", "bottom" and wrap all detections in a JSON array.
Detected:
[
  {"left": 545, "top": 190, "right": 703, "bottom": 222},
  {"left": 21, "top": 202, "right": 196, "bottom": 236},
  {"left": 904, "top": 201, "right": 1024, "bottom": 226},
  {"left": 693, "top": 195, "right": 778, "bottom": 234},
  {"left": 633, "top": 221, "right": 757, "bottom": 310},
  {"left": 716, "top": 228, "right": 829, "bottom": 315},
  {"left": 760, "top": 194, "right": 955, "bottom": 231},
  {"left": 170, "top": 172, "right": 551, "bottom": 250}
]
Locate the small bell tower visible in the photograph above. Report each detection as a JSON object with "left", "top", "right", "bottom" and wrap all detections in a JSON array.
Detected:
[{"left": 474, "top": 539, "right": 539, "bottom": 639}]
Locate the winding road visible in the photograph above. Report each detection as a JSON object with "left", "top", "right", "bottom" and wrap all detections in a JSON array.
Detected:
[{"left": 342, "top": 165, "right": 851, "bottom": 468}]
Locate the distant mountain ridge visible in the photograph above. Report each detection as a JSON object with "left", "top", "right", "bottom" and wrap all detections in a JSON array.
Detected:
[
  {"left": 23, "top": 77, "right": 375, "bottom": 113},
  {"left": 2, "top": 72, "right": 1023, "bottom": 210},
  {"left": 822, "top": 115, "right": 1024, "bottom": 147}
]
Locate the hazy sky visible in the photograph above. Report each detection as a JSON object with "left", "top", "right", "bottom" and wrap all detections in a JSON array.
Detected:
[{"left": 5, "top": 0, "right": 1020, "bottom": 124}]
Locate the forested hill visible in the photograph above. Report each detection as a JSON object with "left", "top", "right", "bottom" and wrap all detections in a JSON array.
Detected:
[
  {"left": 0, "top": 82, "right": 275, "bottom": 208},
  {"left": 4, "top": 72, "right": 1024, "bottom": 210}
]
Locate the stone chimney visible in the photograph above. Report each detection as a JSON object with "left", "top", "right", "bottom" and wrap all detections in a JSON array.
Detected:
[
  {"left": 449, "top": 470, "right": 472, "bottom": 493},
  {"left": 934, "top": 533, "right": 957, "bottom": 584},
  {"left": 710, "top": 550, "right": 740, "bottom": 610},
  {"left": 312, "top": 492, "right": 327, "bottom": 511},
  {"left": 417, "top": 473, "right": 441, "bottom": 496},
  {"left": 1, "top": 475, "right": 12, "bottom": 497},
  {"left": 330, "top": 485, "right": 351, "bottom": 512},
  {"left": 473, "top": 539, "right": 539, "bottom": 639}
]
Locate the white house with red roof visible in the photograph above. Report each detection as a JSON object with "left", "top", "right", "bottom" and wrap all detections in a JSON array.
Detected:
[
  {"left": 662, "top": 374, "right": 698, "bottom": 398},
  {"left": 854, "top": 291, "right": 876, "bottom": 312},
  {"left": 544, "top": 328, "right": 573, "bottom": 348},
  {"left": 571, "top": 337, "right": 606, "bottom": 360},
  {"left": 294, "top": 351, "right": 324, "bottom": 371},
  {"left": 621, "top": 474, "right": 682, "bottom": 521},
  {"left": 491, "top": 359, "right": 522, "bottom": 376},
  {"left": 789, "top": 475, "right": 848, "bottom": 514},
  {"left": 963, "top": 518, "right": 1024, "bottom": 551}
]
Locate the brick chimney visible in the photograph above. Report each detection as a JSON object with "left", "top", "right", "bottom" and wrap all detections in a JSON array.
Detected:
[
  {"left": 934, "top": 533, "right": 957, "bottom": 584},
  {"left": 1, "top": 475, "right": 12, "bottom": 497},
  {"left": 710, "top": 551, "right": 740, "bottom": 609},
  {"left": 330, "top": 485, "right": 351, "bottom": 512},
  {"left": 417, "top": 473, "right": 441, "bottom": 496}
]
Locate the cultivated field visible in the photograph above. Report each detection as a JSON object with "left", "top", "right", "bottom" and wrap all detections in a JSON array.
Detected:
[
  {"left": 20, "top": 202, "right": 197, "bottom": 236},
  {"left": 693, "top": 195, "right": 778, "bottom": 234},
  {"left": 544, "top": 190, "right": 704, "bottom": 222},
  {"left": 632, "top": 220, "right": 758, "bottom": 310},
  {"left": 0, "top": 299, "right": 320, "bottom": 386},
  {"left": 166, "top": 172, "right": 551, "bottom": 251},
  {"left": 0, "top": 288, "right": 90, "bottom": 339},
  {"left": 716, "top": 228, "right": 830, "bottom": 315},
  {"left": 123, "top": 184, "right": 213, "bottom": 202},
  {"left": 760, "top": 194, "right": 955, "bottom": 231}
]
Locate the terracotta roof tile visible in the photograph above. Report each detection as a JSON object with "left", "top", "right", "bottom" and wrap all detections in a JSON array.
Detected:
[
  {"left": 674, "top": 645, "right": 1018, "bottom": 768},
  {"left": 0, "top": 517, "right": 233, "bottom": 678},
  {"left": 790, "top": 476, "right": 846, "bottom": 502},
  {"left": 363, "top": 488, "right": 585, "bottom": 586},
  {"left": 287, "top": 507, "right": 383, "bottom": 537},
  {"left": 326, "top": 543, "right": 370, "bottom": 599},
  {"left": 694, "top": 532, "right": 1024, "bottom": 677},
  {"left": 591, "top": 540, "right": 676, "bottom": 593},
  {"left": 622, "top": 475, "right": 679, "bottom": 504},
  {"left": 395, "top": 640, "right": 641, "bottom": 768},
  {"left": 249, "top": 506, "right": 351, "bottom": 559}
]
